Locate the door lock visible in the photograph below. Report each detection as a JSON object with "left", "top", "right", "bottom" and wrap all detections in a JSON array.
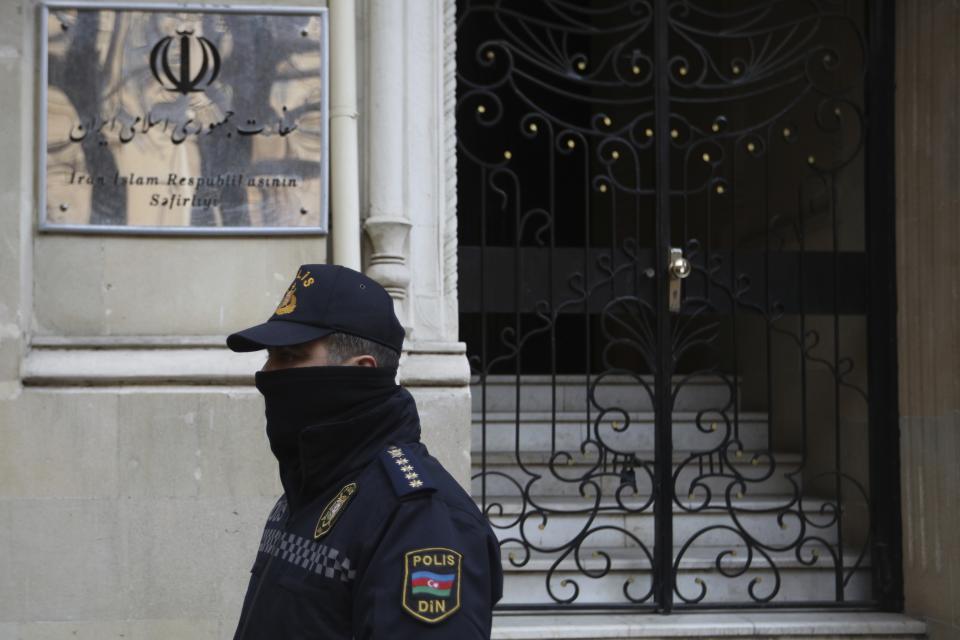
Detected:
[{"left": 668, "top": 247, "right": 690, "bottom": 312}]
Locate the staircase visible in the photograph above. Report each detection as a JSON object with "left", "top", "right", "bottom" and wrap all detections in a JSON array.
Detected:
[{"left": 470, "top": 375, "right": 925, "bottom": 639}]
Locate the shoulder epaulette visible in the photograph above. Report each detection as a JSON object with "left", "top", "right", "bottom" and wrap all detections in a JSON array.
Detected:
[{"left": 379, "top": 444, "right": 436, "bottom": 498}]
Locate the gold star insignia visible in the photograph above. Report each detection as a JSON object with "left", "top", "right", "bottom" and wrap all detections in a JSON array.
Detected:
[
  {"left": 396, "top": 458, "right": 409, "bottom": 465},
  {"left": 405, "top": 472, "right": 419, "bottom": 480},
  {"left": 388, "top": 448, "right": 403, "bottom": 458},
  {"left": 400, "top": 465, "right": 414, "bottom": 473},
  {"left": 409, "top": 480, "right": 423, "bottom": 488}
]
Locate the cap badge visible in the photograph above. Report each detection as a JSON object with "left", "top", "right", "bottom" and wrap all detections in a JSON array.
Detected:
[
  {"left": 314, "top": 482, "right": 358, "bottom": 539},
  {"left": 275, "top": 283, "right": 297, "bottom": 315},
  {"left": 274, "top": 268, "right": 316, "bottom": 316}
]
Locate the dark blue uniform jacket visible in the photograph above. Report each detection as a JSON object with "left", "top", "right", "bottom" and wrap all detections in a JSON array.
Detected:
[{"left": 233, "top": 384, "right": 503, "bottom": 639}]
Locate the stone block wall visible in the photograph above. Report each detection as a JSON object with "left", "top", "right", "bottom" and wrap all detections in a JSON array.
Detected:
[
  {"left": 0, "top": 0, "right": 468, "bottom": 637},
  {"left": 896, "top": 1, "right": 960, "bottom": 638}
]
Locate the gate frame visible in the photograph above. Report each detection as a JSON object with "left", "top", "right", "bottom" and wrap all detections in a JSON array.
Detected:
[
  {"left": 456, "top": 0, "right": 903, "bottom": 612},
  {"left": 863, "top": 0, "right": 904, "bottom": 614}
]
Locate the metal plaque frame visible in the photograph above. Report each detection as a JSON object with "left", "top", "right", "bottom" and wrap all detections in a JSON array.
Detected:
[{"left": 38, "top": 1, "right": 329, "bottom": 236}]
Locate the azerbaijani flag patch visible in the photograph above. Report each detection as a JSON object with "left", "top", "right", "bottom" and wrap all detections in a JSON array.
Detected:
[{"left": 402, "top": 547, "right": 462, "bottom": 623}]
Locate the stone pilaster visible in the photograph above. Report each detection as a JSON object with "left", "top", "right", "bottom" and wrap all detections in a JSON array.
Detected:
[
  {"left": 363, "top": 0, "right": 469, "bottom": 487},
  {"left": 364, "top": 0, "right": 412, "bottom": 331}
]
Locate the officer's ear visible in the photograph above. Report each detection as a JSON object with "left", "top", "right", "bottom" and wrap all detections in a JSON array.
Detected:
[{"left": 343, "top": 354, "right": 378, "bottom": 368}]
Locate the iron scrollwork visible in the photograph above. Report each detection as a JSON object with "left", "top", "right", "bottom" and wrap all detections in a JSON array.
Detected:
[{"left": 458, "top": 0, "right": 877, "bottom": 610}]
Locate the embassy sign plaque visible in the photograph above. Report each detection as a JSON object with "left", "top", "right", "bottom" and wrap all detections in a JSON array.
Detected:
[{"left": 40, "top": 2, "right": 329, "bottom": 234}]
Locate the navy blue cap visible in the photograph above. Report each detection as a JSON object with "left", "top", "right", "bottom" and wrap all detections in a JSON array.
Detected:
[{"left": 226, "top": 265, "right": 404, "bottom": 353}]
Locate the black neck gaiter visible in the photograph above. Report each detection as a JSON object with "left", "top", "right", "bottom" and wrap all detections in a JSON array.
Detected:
[{"left": 255, "top": 366, "right": 421, "bottom": 514}]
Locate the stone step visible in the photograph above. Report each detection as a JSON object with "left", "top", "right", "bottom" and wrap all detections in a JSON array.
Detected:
[
  {"left": 497, "top": 546, "right": 872, "bottom": 606},
  {"left": 491, "top": 612, "right": 926, "bottom": 639},
  {"left": 472, "top": 375, "right": 740, "bottom": 414},
  {"left": 472, "top": 411, "right": 770, "bottom": 453},
  {"left": 473, "top": 450, "right": 803, "bottom": 498},
  {"left": 481, "top": 495, "right": 842, "bottom": 550}
]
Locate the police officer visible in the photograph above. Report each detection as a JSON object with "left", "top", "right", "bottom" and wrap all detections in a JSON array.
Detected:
[{"left": 227, "top": 264, "right": 503, "bottom": 639}]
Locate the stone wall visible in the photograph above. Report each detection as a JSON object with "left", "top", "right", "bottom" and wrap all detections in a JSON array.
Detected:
[
  {"left": 896, "top": 1, "right": 960, "bottom": 638},
  {"left": 0, "top": 0, "right": 335, "bottom": 631},
  {"left": 0, "top": 0, "right": 467, "bottom": 636}
]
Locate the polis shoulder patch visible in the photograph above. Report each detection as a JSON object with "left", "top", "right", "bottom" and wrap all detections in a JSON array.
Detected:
[
  {"left": 314, "top": 482, "right": 358, "bottom": 539},
  {"left": 379, "top": 445, "right": 436, "bottom": 498},
  {"left": 402, "top": 547, "right": 462, "bottom": 623}
]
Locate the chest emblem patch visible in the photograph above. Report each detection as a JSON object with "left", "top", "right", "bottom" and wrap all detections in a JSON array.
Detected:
[
  {"left": 314, "top": 482, "right": 358, "bottom": 539},
  {"left": 402, "top": 547, "right": 462, "bottom": 623}
]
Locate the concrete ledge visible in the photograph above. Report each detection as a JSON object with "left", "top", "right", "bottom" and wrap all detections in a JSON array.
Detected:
[
  {"left": 22, "top": 337, "right": 471, "bottom": 387},
  {"left": 30, "top": 336, "right": 228, "bottom": 349},
  {"left": 399, "top": 346, "right": 470, "bottom": 387},
  {"left": 23, "top": 346, "right": 261, "bottom": 386},
  {"left": 491, "top": 612, "right": 926, "bottom": 640}
]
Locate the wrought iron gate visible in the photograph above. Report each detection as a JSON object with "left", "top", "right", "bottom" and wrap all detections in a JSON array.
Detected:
[{"left": 457, "top": 0, "right": 900, "bottom": 611}]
